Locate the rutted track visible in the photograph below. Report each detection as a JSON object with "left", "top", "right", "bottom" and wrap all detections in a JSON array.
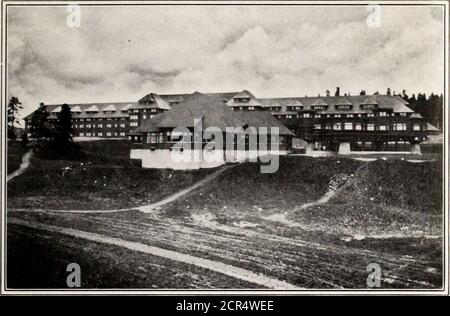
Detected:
[
  {"left": 8, "top": 210, "right": 442, "bottom": 288},
  {"left": 9, "top": 217, "right": 300, "bottom": 290}
]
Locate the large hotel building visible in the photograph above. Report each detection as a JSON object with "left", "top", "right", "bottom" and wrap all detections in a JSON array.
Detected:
[{"left": 24, "top": 88, "right": 430, "bottom": 155}]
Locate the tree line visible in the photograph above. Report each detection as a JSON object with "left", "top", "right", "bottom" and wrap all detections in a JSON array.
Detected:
[{"left": 7, "top": 97, "right": 79, "bottom": 158}]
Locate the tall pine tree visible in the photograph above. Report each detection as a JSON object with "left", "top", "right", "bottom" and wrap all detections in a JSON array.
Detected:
[{"left": 7, "top": 96, "right": 22, "bottom": 141}]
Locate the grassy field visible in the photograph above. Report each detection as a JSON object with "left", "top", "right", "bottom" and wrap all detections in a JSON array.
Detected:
[
  {"left": 7, "top": 140, "right": 218, "bottom": 210},
  {"left": 7, "top": 141, "right": 28, "bottom": 174},
  {"left": 6, "top": 140, "right": 444, "bottom": 289}
]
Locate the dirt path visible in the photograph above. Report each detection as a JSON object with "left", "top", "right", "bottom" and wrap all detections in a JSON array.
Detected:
[
  {"left": 9, "top": 217, "right": 302, "bottom": 290},
  {"left": 138, "top": 164, "right": 236, "bottom": 213},
  {"left": 296, "top": 162, "right": 370, "bottom": 211},
  {"left": 10, "top": 163, "right": 235, "bottom": 214},
  {"left": 7, "top": 150, "right": 33, "bottom": 182}
]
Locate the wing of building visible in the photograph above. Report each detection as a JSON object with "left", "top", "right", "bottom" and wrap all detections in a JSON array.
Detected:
[{"left": 24, "top": 89, "right": 430, "bottom": 157}]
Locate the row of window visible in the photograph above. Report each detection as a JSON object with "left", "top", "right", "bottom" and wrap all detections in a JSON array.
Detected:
[
  {"left": 131, "top": 108, "right": 160, "bottom": 114},
  {"left": 130, "top": 114, "right": 158, "bottom": 120},
  {"left": 314, "top": 122, "right": 423, "bottom": 131},
  {"left": 78, "top": 132, "right": 126, "bottom": 137},
  {"left": 277, "top": 112, "right": 409, "bottom": 119},
  {"left": 74, "top": 123, "right": 127, "bottom": 128},
  {"left": 73, "top": 117, "right": 127, "bottom": 122}
]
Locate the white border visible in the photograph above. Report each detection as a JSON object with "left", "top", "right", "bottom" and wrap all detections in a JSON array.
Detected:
[{"left": 0, "top": 0, "right": 448, "bottom": 296}]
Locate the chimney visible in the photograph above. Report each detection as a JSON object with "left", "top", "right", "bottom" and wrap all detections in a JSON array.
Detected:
[{"left": 335, "top": 87, "right": 340, "bottom": 96}]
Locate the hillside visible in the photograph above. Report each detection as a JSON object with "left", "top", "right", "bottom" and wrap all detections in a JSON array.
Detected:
[
  {"left": 290, "top": 158, "right": 442, "bottom": 236},
  {"left": 162, "top": 156, "right": 442, "bottom": 237}
]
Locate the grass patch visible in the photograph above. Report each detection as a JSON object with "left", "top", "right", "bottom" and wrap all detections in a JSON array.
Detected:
[
  {"left": 7, "top": 141, "right": 28, "bottom": 174},
  {"left": 290, "top": 158, "right": 443, "bottom": 235},
  {"left": 7, "top": 140, "right": 218, "bottom": 210},
  {"left": 163, "top": 156, "right": 363, "bottom": 216}
]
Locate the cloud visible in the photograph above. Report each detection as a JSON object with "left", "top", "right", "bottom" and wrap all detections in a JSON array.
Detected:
[{"left": 6, "top": 4, "right": 445, "bottom": 122}]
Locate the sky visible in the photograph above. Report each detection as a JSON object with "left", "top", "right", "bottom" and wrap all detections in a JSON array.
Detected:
[{"left": 7, "top": 4, "right": 445, "bottom": 121}]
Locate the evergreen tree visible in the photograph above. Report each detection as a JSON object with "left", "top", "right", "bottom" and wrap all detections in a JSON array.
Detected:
[
  {"left": 54, "top": 104, "right": 75, "bottom": 149},
  {"left": 29, "top": 103, "right": 53, "bottom": 150},
  {"left": 7, "top": 96, "right": 22, "bottom": 141},
  {"left": 386, "top": 88, "right": 391, "bottom": 95}
]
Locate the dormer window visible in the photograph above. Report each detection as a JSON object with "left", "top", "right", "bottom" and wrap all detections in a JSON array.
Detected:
[
  {"left": 335, "top": 104, "right": 352, "bottom": 110},
  {"left": 360, "top": 104, "right": 377, "bottom": 110},
  {"left": 234, "top": 97, "right": 250, "bottom": 103},
  {"left": 311, "top": 105, "right": 327, "bottom": 111}
]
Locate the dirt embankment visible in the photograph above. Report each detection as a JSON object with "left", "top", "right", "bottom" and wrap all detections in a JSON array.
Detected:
[{"left": 289, "top": 158, "right": 442, "bottom": 236}]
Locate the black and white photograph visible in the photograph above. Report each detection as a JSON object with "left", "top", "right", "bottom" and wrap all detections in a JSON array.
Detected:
[{"left": 1, "top": 0, "right": 448, "bottom": 296}]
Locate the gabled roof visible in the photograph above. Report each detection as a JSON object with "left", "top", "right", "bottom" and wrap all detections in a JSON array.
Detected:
[
  {"left": 427, "top": 122, "right": 440, "bottom": 131},
  {"left": 361, "top": 96, "right": 378, "bottom": 105},
  {"left": 85, "top": 105, "right": 99, "bottom": 112},
  {"left": 286, "top": 100, "right": 303, "bottom": 107},
  {"left": 232, "top": 90, "right": 255, "bottom": 99},
  {"left": 23, "top": 102, "right": 137, "bottom": 120},
  {"left": 334, "top": 98, "right": 352, "bottom": 106},
  {"left": 71, "top": 105, "right": 82, "bottom": 112},
  {"left": 310, "top": 98, "right": 328, "bottom": 106},
  {"left": 102, "top": 104, "right": 117, "bottom": 112},
  {"left": 135, "top": 93, "right": 171, "bottom": 110},
  {"left": 133, "top": 92, "right": 293, "bottom": 135}
]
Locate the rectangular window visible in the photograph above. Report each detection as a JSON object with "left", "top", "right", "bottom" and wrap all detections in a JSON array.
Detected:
[
  {"left": 98, "top": 124, "right": 103, "bottom": 128},
  {"left": 120, "top": 123, "right": 125, "bottom": 128},
  {"left": 130, "top": 115, "right": 139, "bottom": 120},
  {"left": 393, "top": 123, "right": 407, "bottom": 131},
  {"left": 367, "top": 124, "right": 375, "bottom": 131},
  {"left": 379, "top": 125, "right": 388, "bottom": 131},
  {"left": 120, "top": 132, "right": 125, "bottom": 136},
  {"left": 106, "top": 132, "right": 111, "bottom": 137},
  {"left": 142, "top": 114, "right": 147, "bottom": 119},
  {"left": 378, "top": 112, "right": 387, "bottom": 117},
  {"left": 86, "top": 124, "right": 91, "bottom": 128},
  {"left": 248, "top": 106, "right": 255, "bottom": 111},
  {"left": 303, "top": 113, "right": 310, "bottom": 118},
  {"left": 413, "top": 124, "right": 421, "bottom": 131},
  {"left": 98, "top": 132, "right": 103, "bottom": 137},
  {"left": 79, "top": 132, "right": 84, "bottom": 136},
  {"left": 314, "top": 124, "right": 321, "bottom": 130},
  {"left": 151, "top": 109, "right": 157, "bottom": 112},
  {"left": 80, "top": 124, "right": 84, "bottom": 128},
  {"left": 333, "top": 123, "right": 342, "bottom": 130},
  {"left": 347, "top": 114, "right": 353, "bottom": 118},
  {"left": 344, "top": 123, "right": 353, "bottom": 130},
  {"left": 130, "top": 122, "right": 138, "bottom": 127},
  {"left": 355, "top": 123, "right": 362, "bottom": 131},
  {"left": 367, "top": 113, "right": 374, "bottom": 117},
  {"left": 335, "top": 114, "right": 341, "bottom": 118}
]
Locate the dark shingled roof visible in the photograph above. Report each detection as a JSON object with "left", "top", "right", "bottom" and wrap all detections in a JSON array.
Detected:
[
  {"left": 258, "top": 95, "right": 413, "bottom": 114},
  {"left": 24, "top": 102, "right": 136, "bottom": 120},
  {"left": 133, "top": 92, "right": 294, "bottom": 136}
]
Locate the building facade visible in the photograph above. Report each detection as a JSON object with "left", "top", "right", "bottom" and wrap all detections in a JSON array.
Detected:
[{"left": 24, "top": 89, "right": 430, "bottom": 155}]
